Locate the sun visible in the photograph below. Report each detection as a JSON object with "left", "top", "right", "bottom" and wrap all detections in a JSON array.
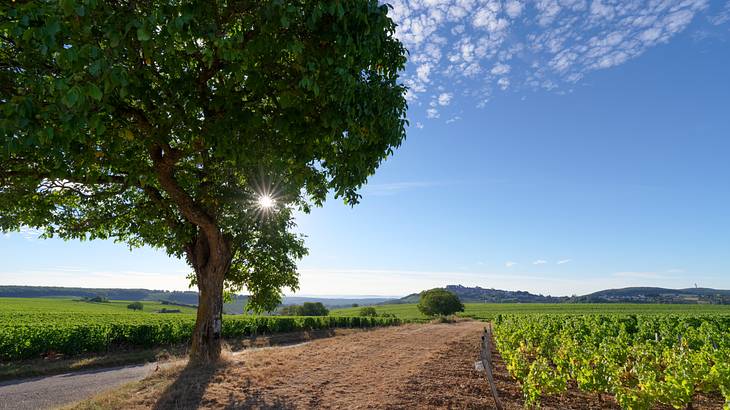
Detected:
[{"left": 257, "top": 194, "right": 275, "bottom": 209}]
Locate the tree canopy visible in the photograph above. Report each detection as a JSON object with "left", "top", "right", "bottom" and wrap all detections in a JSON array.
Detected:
[
  {"left": 1, "top": 0, "right": 407, "bottom": 361},
  {"left": 417, "top": 288, "right": 465, "bottom": 317}
]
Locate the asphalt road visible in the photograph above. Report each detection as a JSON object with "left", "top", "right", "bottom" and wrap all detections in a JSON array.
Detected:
[{"left": 0, "top": 363, "right": 156, "bottom": 410}]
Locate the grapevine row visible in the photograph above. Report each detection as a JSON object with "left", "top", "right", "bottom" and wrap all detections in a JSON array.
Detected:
[
  {"left": 493, "top": 314, "right": 730, "bottom": 409},
  {"left": 0, "top": 314, "right": 400, "bottom": 361}
]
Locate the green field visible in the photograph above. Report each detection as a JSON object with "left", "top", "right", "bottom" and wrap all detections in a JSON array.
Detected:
[
  {"left": 0, "top": 297, "right": 400, "bottom": 361},
  {"left": 0, "top": 297, "right": 198, "bottom": 314},
  {"left": 331, "top": 302, "right": 730, "bottom": 321}
]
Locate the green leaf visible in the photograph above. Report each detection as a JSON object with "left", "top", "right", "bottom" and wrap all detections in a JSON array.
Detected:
[
  {"left": 64, "top": 86, "right": 81, "bottom": 107},
  {"left": 87, "top": 83, "right": 102, "bottom": 101},
  {"left": 60, "top": 0, "right": 75, "bottom": 15},
  {"left": 136, "top": 27, "right": 151, "bottom": 42},
  {"left": 109, "top": 31, "right": 120, "bottom": 48}
]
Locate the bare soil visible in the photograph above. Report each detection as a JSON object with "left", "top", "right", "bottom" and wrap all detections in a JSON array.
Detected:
[{"left": 70, "top": 321, "right": 725, "bottom": 410}]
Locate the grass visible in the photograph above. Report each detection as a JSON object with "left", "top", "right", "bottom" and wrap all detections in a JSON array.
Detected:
[
  {"left": 330, "top": 302, "right": 730, "bottom": 321},
  {"left": 0, "top": 297, "right": 198, "bottom": 314}
]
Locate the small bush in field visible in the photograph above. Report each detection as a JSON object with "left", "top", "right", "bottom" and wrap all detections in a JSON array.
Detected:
[{"left": 359, "top": 307, "right": 378, "bottom": 317}]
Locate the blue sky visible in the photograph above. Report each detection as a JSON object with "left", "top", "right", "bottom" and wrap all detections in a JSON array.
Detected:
[{"left": 2, "top": 0, "right": 729, "bottom": 296}]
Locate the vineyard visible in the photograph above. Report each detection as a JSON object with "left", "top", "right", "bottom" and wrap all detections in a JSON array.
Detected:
[
  {"left": 0, "top": 298, "right": 401, "bottom": 361},
  {"left": 493, "top": 314, "right": 730, "bottom": 409},
  {"left": 330, "top": 302, "right": 730, "bottom": 321}
]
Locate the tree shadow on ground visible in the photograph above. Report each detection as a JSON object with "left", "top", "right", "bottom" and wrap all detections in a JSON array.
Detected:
[
  {"left": 152, "top": 361, "right": 219, "bottom": 410},
  {"left": 223, "top": 389, "right": 297, "bottom": 409},
  {"left": 225, "top": 328, "right": 338, "bottom": 351},
  {"left": 152, "top": 361, "right": 297, "bottom": 410}
]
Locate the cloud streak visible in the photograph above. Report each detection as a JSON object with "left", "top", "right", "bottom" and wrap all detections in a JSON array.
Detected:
[
  {"left": 613, "top": 271, "right": 662, "bottom": 279},
  {"left": 361, "top": 181, "right": 443, "bottom": 196}
]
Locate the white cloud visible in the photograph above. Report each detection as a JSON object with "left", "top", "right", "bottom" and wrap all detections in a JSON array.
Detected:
[
  {"left": 505, "top": 0, "right": 524, "bottom": 18},
  {"left": 533, "top": 259, "right": 548, "bottom": 265},
  {"left": 426, "top": 107, "right": 440, "bottom": 118},
  {"left": 437, "top": 92, "right": 453, "bottom": 105},
  {"left": 557, "top": 259, "right": 572, "bottom": 265},
  {"left": 505, "top": 261, "right": 517, "bottom": 268},
  {"left": 491, "top": 63, "right": 511, "bottom": 75},
  {"left": 389, "top": 0, "right": 712, "bottom": 115},
  {"left": 709, "top": 1, "right": 730, "bottom": 25},
  {"left": 445, "top": 115, "right": 462, "bottom": 124},
  {"left": 416, "top": 64, "right": 432, "bottom": 83}
]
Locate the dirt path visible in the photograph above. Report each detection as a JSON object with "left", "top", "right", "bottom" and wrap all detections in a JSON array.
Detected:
[
  {"left": 0, "top": 363, "right": 158, "bottom": 410},
  {"left": 73, "top": 321, "right": 489, "bottom": 409},
  {"left": 65, "top": 321, "right": 728, "bottom": 410}
]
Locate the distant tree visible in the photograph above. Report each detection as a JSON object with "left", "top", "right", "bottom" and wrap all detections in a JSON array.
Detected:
[
  {"left": 352, "top": 303, "right": 359, "bottom": 308},
  {"left": 127, "top": 301, "right": 144, "bottom": 311},
  {"left": 417, "top": 289, "right": 465, "bottom": 317},
  {"left": 1, "top": 1, "right": 407, "bottom": 363},
  {"left": 277, "top": 305, "right": 301, "bottom": 316},
  {"left": 298, "top": 302, "right": 329, "bottom": 316},
  {"left": 87, "top": 296, "right": 108, "bottom": 303},
  {"left": 359, "top": 306, "right": 378, "bottom": 317}
]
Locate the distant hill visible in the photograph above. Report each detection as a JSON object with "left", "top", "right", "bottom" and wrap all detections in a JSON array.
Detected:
[
  {"left": 394, "top": 285, "right": 730, "bottom": 305},
  {"left": 393, "top": 285, "right": 569, "bottom": 304},
  {"left": 3, "top": 284, "right": 729, "bottom": 309},
  {"left": 574, "top": 287, "right": 730, "bottom": 304},
  {"left": 0, "top": 286, "right": 391, "bottom": 313},
  {"left": 0, "top": 285, "right": 200, "bottom": 305}
]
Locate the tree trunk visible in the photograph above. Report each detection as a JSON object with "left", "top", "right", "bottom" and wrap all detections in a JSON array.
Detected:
[
  {"left": 190, "top": 265, "right": 225, "bottom": 363},
  {"left": 188, "top": 232, "right": 231, "bottom": 364}
]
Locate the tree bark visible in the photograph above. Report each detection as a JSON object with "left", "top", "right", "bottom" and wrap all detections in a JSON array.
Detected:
[
  {"left": 190, "top": 263, "right": 226, "bottom": 363},
  {"left": 187, "top": 231, "right": 231, "bottom": 364},
  {"left": 149, "top": 143, "right": 232, "bottom": 363}
]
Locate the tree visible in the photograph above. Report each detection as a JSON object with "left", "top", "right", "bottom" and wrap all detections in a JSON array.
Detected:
[
  {"left": 359, "top": 306, "right": 377, "bottom": 317},
  {"left": 276, "top": 305, "right": 300, "bottom": 316},
  {"left": 276, "top": 302, "right": 328, "bottom": 316},
  {"left": 417, "top": 289, "right": 465, "bottom": 317},
  {"left": 298, "top": 302, "right": 328, "bottom": 316},
  {"left": 1, "top": 1, "right": 407, "bottom": 363},
  {"left": 127, "top": 301, "right": 144, "bottom": 311}
]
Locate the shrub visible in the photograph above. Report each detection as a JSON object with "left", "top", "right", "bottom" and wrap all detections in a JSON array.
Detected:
[
  {"left": 359, "top": 307, "right": 378, "bottom": 317},
  {"left": 417, "top": 288, "right": 465, "bottom": 317},
  {"left": 277, "top": 302, "right": 329, "bottom": 316},
  {"left": 127, "top": 302, "right": 144, "bottom": 311},
  {"left": 298, "top": 302, "right": 329, "bottom": 316}
]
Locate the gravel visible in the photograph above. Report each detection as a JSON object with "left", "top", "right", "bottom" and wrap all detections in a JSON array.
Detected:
[{"left": 0, "top": 363, "right": 156, "bottom": 410}]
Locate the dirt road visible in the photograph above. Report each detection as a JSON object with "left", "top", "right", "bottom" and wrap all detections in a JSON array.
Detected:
[
  {"left": 0, "top": 363, "right": 157, "bottom": 410},
  {"left": 73, "top": 321, "right": 493, "bottom": 409}
]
